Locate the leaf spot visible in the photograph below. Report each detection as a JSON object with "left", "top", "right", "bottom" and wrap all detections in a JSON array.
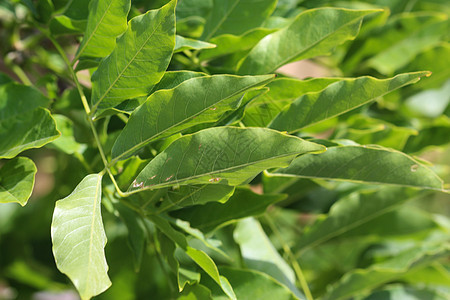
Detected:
[
  {"left": 165, "top": 174, "right": 174, "bottom": 181},
  {"left": 410, "top": 164, "right": 419, "bottom": 172}
]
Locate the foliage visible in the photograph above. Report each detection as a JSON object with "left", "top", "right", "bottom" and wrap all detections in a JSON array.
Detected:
[{"left": 0, "top": 0, "right": 449, "bottom": 299}]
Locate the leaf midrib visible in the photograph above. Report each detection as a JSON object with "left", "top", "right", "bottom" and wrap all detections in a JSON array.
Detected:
[
  {"left": 203, "top": 0, "right": 241, "bottom": 41},
  {"left": 93, "top": 7, "right": 171, "bottom": 112},
  {"left": 112, "top": 76, "right": 272, "bottom": 162},
  {"left": 132, "top": 147, "right": 322, "bottom": 192},
  {"left": 76, "top": 0, "right": 115, "bottom": 59}
]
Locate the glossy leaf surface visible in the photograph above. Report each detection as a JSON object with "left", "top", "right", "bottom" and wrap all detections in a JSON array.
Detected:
[
  {"left": 0, "top": 157, "right": 37, "bottom": 206},
  {"left": 270, "top": 145, "right": 444, "bottom": 190},
  {"left": 75, "top": 0, "right": 131, "bottom": 60},
  {"left": 237, "top": 8, "right": 379, "bottom": 75},
  {"left": 112, "top": 74, "right": 274, "bottom": 161},
  {"left": 51, "top": 174, "right": 110, "bottom": 300},
  {"left": 91, "top": 0, "right": 176, "bottom": 114},
  {"left": 268, "top": 72, "right": 428, "bottom": 132},
  {"left": 174, "top": 35, "right": 216, "bottom": 53},
  {"left": 128, "top": 127, "right": 324, "bottom": 191}
]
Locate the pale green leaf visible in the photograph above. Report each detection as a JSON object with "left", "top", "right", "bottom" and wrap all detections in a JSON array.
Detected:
[
  {"left": 201, "top": 0, "right": 277, "bottom": 40},
  {"left": 361, "top": 285, "right": 449, "bottom": 300},
  {"left": 91, "top": 0, "right": 176, "bottom": 114},
  {"left": 268, "top": 72, "right": 429, "bottom": 133},
  {"left": 171, "top": 188, "right": 286, "bottom": 232},
  {"left": 324, "top": 241, "right": 450, "bottom": 300},
  {"left": 128, "top": 127, "right": 324, "bottom": 192},
  {"left": 0, "top": 157, "right": 37, "bottom": 206},
  {"left": 111, "top": 74, "right": 274, "bottom": 161},
  {"left": 237, "top": 8, "right": 380, "bottom": 75},
  {"left": 295, "top": 187, "right": 417, "bottom": 254},
  {"left": 270, "top": 145, "right": 444, "bottom": 190},
  {"left": 175, "top": 35, "right": 216, "bottom": 53},
  {"left": 75, "top": 0, "right": 131, "bottom": 60},
  {"left": 51, "top": 174, "right": 111, "bottom": 300},
  {"left": 234, "top": 217, "right": 302, "bottom": 298},
  {"left": 50, "top": 115, "right": 85, "bottom": 154},
  {"left": 178, "top": 284, "right": 212, "bottom": 300}
]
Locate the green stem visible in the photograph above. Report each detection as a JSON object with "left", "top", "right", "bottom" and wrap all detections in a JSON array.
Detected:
[
  {"left": 10, "top": 64, "right": 33, "bottom": 86},
  {"left": 264, "top": 214, "right": 314, "bottom": 300}
]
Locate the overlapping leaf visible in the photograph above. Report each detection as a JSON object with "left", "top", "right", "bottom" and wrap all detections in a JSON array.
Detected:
[
  {"left": 111, "top": 74, "right": 274, "bottom": 161},
  {"left": 174, "top": 35, "right": 216, "bottom": 53},
  {"left": 201, "top": 0, "right": 277, "bottom": 40},
  {"left": 51, "top": 174, "right": 110, "bottom": 300},
  {"left": 0, "top": 157, "right": 37, "bottom": 206},
  {"left": 91, "top": 0, "right": 176, "bottom": 114},
  {"left": 128, "top": 127, "right": 324, "bottom": 192},
  {"left": 270, "top": 145, "right": 444, "bottom": 190},
  {"left": 237, "top": 8, "right": 380, "bottom": 75},
  {"left": 0, "top": 83, "right": 59, "bottom": 158},
  {"left": 268, "top": 72, "right": 429, "bottom": 132},
  {"left": 75, "top": 0, "right": 131, "bottom": 60}
]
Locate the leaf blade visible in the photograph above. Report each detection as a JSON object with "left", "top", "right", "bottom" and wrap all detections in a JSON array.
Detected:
[
  {"left": 51, "top": 174, "right": 111, "bottom": 300},
  {"left": 0, "top": 157, "right": 37, "bottom": 206}
]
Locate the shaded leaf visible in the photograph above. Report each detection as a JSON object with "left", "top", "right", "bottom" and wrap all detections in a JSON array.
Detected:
[
  {"left": 270, "top": 145, "right": 444, "bottom": 190},
  {"left": 171, "top": 188, "right": 286, "bottom": 232},
  {"left": 75, "top": 0, "right": 131, "bottom": 60},
  {"left": 324, "top": 241, "right": 450, "bottom": 300},
  {"left": 234, "top": 217, "right": 302, "bottom": 298},
  {"left": 0, "top": 157, "right": 37, "bottom": 206},
  {"left": 201, "top": 0, "right": 277, "bottom": 40},
  {"left": 51, "top": 174, "right": 111, "bottom": 300},
  {"left": 362, "top": 285, "right": 449, "bottom": 300},
  {"left": 237, "top": 8, "right": 380, "bottom": 75},
  {"left": 294, "top": 187, "right": 417, "bottom": 254},
  {"left": 268, "top": 72, "right": 428, "bottom": 133},
  {"left": 128, "top": 127, "right": 324, "bottom": 191},
  {"left": 112, "top": 74, "right": 274, "bottom": 161},
  {"left": 50, "top": 115, "right": 85, "bottom": 154},
  {"left": 91, "top": 0, "right": 176, "bottom": 114}
]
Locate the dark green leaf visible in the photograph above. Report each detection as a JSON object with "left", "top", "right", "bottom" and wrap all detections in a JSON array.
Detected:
[
  {"left": 128, "top": 127, "right": 324, "bottom": 191},
  {"left": 270, "top": 145, "right": 444, "bottom": 190},
  {"left": 111, "top": 74, "right": 274, "bottom": 161}
]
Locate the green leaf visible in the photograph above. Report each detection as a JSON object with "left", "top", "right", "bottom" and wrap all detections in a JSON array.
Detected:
[
  {"left": 361, "top": 285, "right": 449, "bottom": 300},
  {"left": 91, "top": 0, "right": 176, "bottom": 114},
  {"left": 200, "top": 0, "right": 277, "bottom": 40},
  {"left": 323, "top": 241, "right": 450, "bottom": 300},
  {"left": 205, "top": 267, "right": 299, "bottom": 300},
  {"left": 158, "top": 184, "right": 235, "bottom": 212},
  {"left": 268, "top": 72, "right": 429, "bottom": 133},
  {"left": 51, "top": 174, "right": 111, "bottom": 300},
  {"left": 128, "top": 127, "right": 324, "bottom": 191},
  {"left": 75, "top": 0, "right": 131, "bottom": 60},
  {"left": 243, "top": 77, "right": 341, "bottom": 127},
  {"left": 0, "top": 157, "right": 37, "bottom": 206},
  {"left": 366, "top": 14, "right": 449, "bottom": 75},
  {"left": 237, "top": 8, "right": 380, "bottom": 75},
  {"left": 0, "top": 83, "right": 59, "bottom": 158},
  {"left": 111, "top": 74, "right": 274, "bottom": 161},
  {"left": 199, "top": 28, "right": 277, "bottom": 61},
  {"left": 50, "top": 115, "right": 85, "bottom": 154},
  {"left": 234, "top": 217, "right": 302, "bottom": 298},
  {"left": 185, "top": 247, "right": 236, "bottom": 300},
  {"left": 175, "top": 35, "right": 216, "bottom": 53},
  {"left": 294, "top": 187, "right": 417, "bottom": 254},
  {"left": 178, "top": 283, "right": 213, "bottom": 300},
  {"left": 115, "top": 202, "right": 147, "bottom": 271},
  {"left": 171, "top": 188, "right": 286, "bottom": 232},
  {"left": 270, "top": 145, "right": 444, "bottom": 190}
]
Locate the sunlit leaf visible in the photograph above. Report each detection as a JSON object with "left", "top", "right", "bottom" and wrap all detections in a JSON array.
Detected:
[
  {"left": 51, "top": 174, "right": 111, "bottom": 300},
  {"left": 175, "top": 35, "right": 216, "bottom": 53},
  {"left": 91, "top": 0, "right": 176, "bottom": 114}
]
